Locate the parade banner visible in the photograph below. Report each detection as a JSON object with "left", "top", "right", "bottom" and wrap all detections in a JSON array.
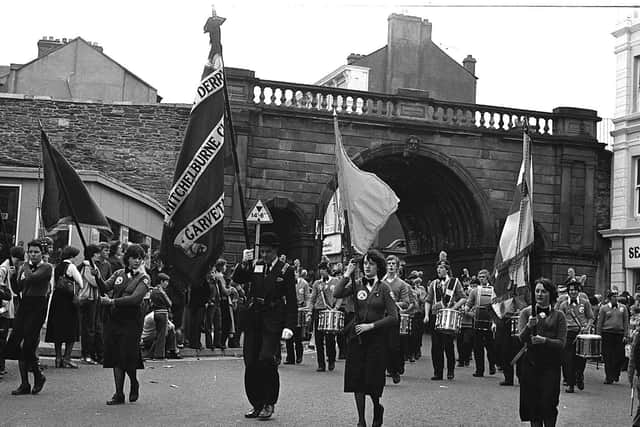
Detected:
[
  {"left": 493, "top": 129, "right": 534, "bottom": 296},
  {"left": 40, "top": 130, "right": 112, "bottom": 235},
  {"left": 160, "top": 31, "right": 225, "bottom": 287},
  {"left": 334, "top": 114, "right": 399, "bottom": 254}
]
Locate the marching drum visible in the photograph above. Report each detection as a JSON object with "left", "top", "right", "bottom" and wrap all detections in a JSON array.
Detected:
[
  {"left": 399, "top": 313, "right": 412, "bottom": 335},
  {"left": 474, "top": 306, "right": 492, "bottom": 331},
  {"left": 576, "top": 334, "right": 602, "bottom": 359},
  {"left": 435, "top": 308, "right": 461, "bottom": 335},
  {"left": 318, "top": 309, "right": 344, "bottom": 334}
]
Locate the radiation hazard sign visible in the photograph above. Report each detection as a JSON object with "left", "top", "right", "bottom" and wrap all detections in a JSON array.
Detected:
[{"left": 247, "top": 200, "right": 273, "bottom": 224}]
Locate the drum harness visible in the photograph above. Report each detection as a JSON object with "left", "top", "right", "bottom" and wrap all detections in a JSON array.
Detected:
[{"left": 567, "top": 302, "right": 585, "bottom": 344}]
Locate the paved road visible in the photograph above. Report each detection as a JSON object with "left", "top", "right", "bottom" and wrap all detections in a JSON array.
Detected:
[{"left": 0, "top": 346, "right": 632, "bottom": 426}]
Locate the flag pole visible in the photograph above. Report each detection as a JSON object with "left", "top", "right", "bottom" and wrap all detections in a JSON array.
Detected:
[
  {"left": 222, "top": 71, "right": 251, "bottom": 248},
  {"left": 38, "top": 121, "right": 88, "bottom": 250}
]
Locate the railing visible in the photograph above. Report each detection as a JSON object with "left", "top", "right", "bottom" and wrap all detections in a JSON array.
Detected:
[{"left": 249, "top": 79, "right": 556, "bottom": 136}]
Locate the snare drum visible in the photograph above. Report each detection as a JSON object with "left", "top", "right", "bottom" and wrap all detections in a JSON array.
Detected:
[
  {"left": 576, "top": 334, "right": 602, "bottom": 359},
  {"left": 474, "top": 306, "right": 492, "bottom": 331},
  {"left": 435, "top": 308, "right": 461, "bottom": 335},
  {"left": 399, "top": 313, "right": 412, "bottom": 335},
  {"left": 318, "top": 310, "right": 344, "bottom": 334}
]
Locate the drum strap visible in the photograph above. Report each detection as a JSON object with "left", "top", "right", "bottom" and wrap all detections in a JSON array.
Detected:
[{"left": 319, "top": 283, "right": 331, "bottom": 309}]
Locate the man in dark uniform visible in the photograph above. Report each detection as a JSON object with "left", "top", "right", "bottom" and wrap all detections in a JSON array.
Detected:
[{"left": 232, "top": 232, "right": 297, "bottom": 420}]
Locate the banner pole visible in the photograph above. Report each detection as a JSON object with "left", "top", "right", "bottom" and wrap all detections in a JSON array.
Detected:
[{"left": 254, "top": 222, "right": 261, "bottom": 261}]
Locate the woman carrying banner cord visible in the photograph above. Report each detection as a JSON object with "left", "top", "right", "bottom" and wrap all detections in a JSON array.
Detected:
[
  {"left": 517, "top": 278, "right": 567, "bottom": 427},
  {"left": 99, "top": 244, "right": 150, "bottom": 405},
  {"left": 333, "top": 250, "right": 398, "bottom": 427}
]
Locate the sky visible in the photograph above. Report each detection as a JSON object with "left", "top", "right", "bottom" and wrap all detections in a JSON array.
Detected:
[{"left": 2, "top": 1, "right": 639, "bottom": 120}]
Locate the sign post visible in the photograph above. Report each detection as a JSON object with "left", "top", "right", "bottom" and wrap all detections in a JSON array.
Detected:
[{"left": 247, "top": 200, "right": 274, "bottom": 260}]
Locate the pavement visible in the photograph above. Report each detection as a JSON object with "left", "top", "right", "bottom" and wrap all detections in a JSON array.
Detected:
[{"left": 0, "top": 335, "right": 633, "bottom": 427}]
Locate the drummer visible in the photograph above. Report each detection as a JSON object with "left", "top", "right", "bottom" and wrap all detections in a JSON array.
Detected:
[
  {"left": 597, "top": 290, "right": 629, "bottom": 384},
  {"left": 424, "top": 260, "right": 465, "bottom": 380},
  {"left": 465, "top": 269, "right": 497, "bottom": 377},
  {"left": 557, "top": 281, "right": 594, "bottom": 393},
  {"left": 284, "top": 269, "right": 310, "bottom": 365},
  {"left": 382, "top": 255, "right": 410, "bottom": 384},
  {"left": 306, "top": 262, "right": 338, "bottom": 372}
]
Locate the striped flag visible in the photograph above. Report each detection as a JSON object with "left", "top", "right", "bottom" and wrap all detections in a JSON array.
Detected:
[
  {"left": 493, "top": 129, "right": 534, "bottom": 296},
  {"left": 334, "top": 113, "right": 399, "bottom": 254},
  {"left": 160, "top": 27, "right": 226, "bottom": 287}
]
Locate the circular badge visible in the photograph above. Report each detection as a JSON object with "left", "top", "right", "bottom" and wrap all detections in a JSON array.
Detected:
[
  {"left": 579, "top": 306, "right": 585, "bottom": 314},
  {"left": 115, "top": 277, "right": 124, "bottom": 285},
  {"left": 299, "top": 288, "right": 304, "bottom": 294},
  {"left": 621, "top": 306, "right": 625, "bottom": 313},
  {"left": 539, "top": 312, "right": 547, "bottom": 319},
  {"left": 357, "top": 290, "right": 367, "bottom": 301},
  {"left": 143, "top": 278, "right": 149, "bottom": 285}
]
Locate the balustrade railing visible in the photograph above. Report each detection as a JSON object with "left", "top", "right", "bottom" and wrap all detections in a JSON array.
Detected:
[{"left": 248, "top": 78, "right": 556, "bottom": 135}]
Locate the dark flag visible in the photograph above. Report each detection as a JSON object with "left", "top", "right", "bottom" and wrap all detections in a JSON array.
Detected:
[
  {"left": 40, "top": 130, "right": 112, "bottom": 235},
  {"left": 160, "top": 13, "right": 226, "bottom": 287}
]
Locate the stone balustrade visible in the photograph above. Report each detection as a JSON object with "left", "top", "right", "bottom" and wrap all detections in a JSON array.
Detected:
[{"left": 226, "top": 68, "right": 600, "bottom": 140}]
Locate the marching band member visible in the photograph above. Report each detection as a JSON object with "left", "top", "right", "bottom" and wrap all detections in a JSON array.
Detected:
[
  {"left": 597, "top": 289, "right": 629, "bottom": 384},
  {"left": 100, "top": 244, "right": 150, "bottom": 405},
  {"left": 424, "top": 260, "right": 465, "bottom": 380},
  {"left": 407, "top": 273, "right": 426, "bottom": 362},
  {"left": 466, "top": 269, "right": 497, "bottom": 377},
  {"left": 232, "top": 233, "right": 297, "bottom": 420},
  {"left": 517, "top": 278, "right": 567, "bottom": 427},
  {"left": 558, "top": 281, "right": 594, "bottom": 393},
  {"left": 2, "top": 240, "right": 51, "bottom": 395},
  {"left": 334, "top": 251, "right": 398, "bottom": 427},
  {"left": 306, "top": 262, "right": 338, "bottom": 372},
  {"left": 383, "top": 255, "right": 410, "bottom": 384},
  {"left": 457, "top": 277, "right": 475, "bottom": 367},
  {"left": 284, "top": 268, "right": 310, "bottom": 365},
  {"left": 496, "top": 286, "right": 529, "bottom": 386}
]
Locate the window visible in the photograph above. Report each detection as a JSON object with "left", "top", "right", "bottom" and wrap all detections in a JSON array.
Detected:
[{"left": 0, "top": 185, "right": 20, "bottom": 258}]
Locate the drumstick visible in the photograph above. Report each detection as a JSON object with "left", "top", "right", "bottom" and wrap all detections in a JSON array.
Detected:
[{"left": 631, "top": 386, "right": 635, "bottom": 417}]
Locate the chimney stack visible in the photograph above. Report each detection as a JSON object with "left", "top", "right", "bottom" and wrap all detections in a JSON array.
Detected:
[
  {"left": 37, "top": 36, "right": 64, "bottom": 58},
  {"left": 463, "top": 55, "right": 476, "bottom": 75},
  {"left": 347, "top": 53, "right": 364, "bottom": 65}
]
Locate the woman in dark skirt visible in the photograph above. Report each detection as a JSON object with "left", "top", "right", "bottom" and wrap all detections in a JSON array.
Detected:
[
  {"left": 334, "top": 250, "right": 398, "bottom": 427},
  {"left": 517, "top": 278, "right": 567, "bottom": 427},
  {"left": 45, "top": 246, "right": 82, "bottom": 368},
  {"left": 99, "top": 244, "right": 150, "bottom": 405},
  {"left": 2, "top": 240, "right": 52, "bottom": 395}
]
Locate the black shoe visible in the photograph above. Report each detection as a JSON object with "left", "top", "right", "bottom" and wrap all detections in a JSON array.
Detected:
[
  {"left": 563, "top": 379, "right": 568, "bottom": 386},
  {"left": 245, "top": 407, "right": 262, "bottom": 418},
  {"left": 565, "top": 385, "right": 575, "bottom": 393},
  {"left": 283, "top": 360, "right": 295, "bottom": 365},
  {"left": 489, "top": 367, "right": 496, "bottom": 375},
  {"left": 409, "top": 356, "right": 415, "bottom": 363},
  {"left": 316, "top": 367, "right": 326, "bottom": 372},
  {"left": 11, "top": 384, "right": 31, "bottom": 395},
  {"left": 296, "top": 357, "right": 303, "bottom": 364},
  {"left": 499, "top": 380, "right": 514, "bottom": 386},
  {"left": 431, "top": 375, "right": 443, "bottom": 381},
  {"left": 464, "top": 360, "right": 470, "bottom": 366},
  {"left": 328, "top": 361, "right": 335, "bottom": 371},
  {"left": 392, "top": 373, "right": 401, "bottom": 384},
  {"left": 447, "top": 372, "right": 454, "bottom": 380},
  {"left": 106, "top": 393, "right": 125, "bottom": 405},
  {"left": 129, "top": 380, "right": 139, "bottom": 402},
  {"left": 372, "top": 403, "right": 384, "bottom": 427},
  {"left": 576, "top": 378, "right": 584, "bottom": 390},
  {"left": 399, "top": 366, "right": 405, "bottom": 375},
  {"left": 604, "top": 379, "right": 614, "bottom": 384},
  {"left": 472, "top": 372, "right": 483, "bottom": 377},
  {"left": 32, "top": 374, "right": 46, "bottom": 394},
  {"left": 258, "top": 404, "right": 274, "bottom": 419},
  {"left": 456, "top": 361, "right": 465, "bottom": 367},
  {"left": 167, "top": 352, "right": 182, "bottom": 360}
]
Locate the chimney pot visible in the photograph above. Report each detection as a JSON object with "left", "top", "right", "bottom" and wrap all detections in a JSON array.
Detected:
[{"left": 347, "top": 53, "right": 364, "bottom": 65}]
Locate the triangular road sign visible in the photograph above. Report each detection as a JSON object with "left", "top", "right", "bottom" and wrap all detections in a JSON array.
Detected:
[{"left": 247, "top": 199, "right": 273, "bottom": 224}]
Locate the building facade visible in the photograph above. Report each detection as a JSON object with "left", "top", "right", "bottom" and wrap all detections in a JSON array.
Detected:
[{"left": 602, "top": 19, "right": 640, "bottom": 294}]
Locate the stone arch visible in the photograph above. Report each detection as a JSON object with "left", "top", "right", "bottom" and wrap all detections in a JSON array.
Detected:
[
  {"left": 262, "top": 197, "right": 310, "bottom": 262},
  {"left": 318, "top": 142, "right": 496, "bottom": 259}
]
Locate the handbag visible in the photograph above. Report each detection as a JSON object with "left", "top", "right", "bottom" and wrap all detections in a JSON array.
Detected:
[
  {"left": 77, "top": 264, "right": 96, "bottom": 303},
  {"left": 55, "top": 264, "right": 80, "bottom": 305}
]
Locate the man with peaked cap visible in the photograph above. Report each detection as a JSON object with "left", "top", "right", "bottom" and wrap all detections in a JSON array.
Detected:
[{"left": 232, "top": 232, "right": 297, "bottom": 420}]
